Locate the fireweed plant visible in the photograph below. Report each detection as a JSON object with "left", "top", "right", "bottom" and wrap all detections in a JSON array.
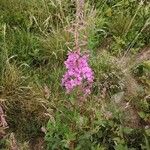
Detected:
[
  {"left": 62, "top": 50, "right": 94, "bottom": 95},
  {"left": 62, "top": 0, "right": 94, "bottom": 95}
]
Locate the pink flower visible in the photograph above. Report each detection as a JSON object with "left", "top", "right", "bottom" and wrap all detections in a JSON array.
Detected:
[{"left": 62, "top": 51, "right": 94, "bottom": 95}]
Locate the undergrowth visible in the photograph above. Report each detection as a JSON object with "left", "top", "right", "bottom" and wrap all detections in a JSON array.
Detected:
[{"left": 0, "top": 0, "right": 150, "bottom": 149}]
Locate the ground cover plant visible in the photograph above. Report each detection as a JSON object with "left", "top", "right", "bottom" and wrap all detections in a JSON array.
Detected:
[{"left": 0, "top": 0, "right": 150, "bottom": 149}]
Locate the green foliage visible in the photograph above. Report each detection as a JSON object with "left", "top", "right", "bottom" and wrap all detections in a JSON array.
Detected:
[
  {"left": 88, "top": 0, "right": 150, "bottom": 55},
  {"left": 45, "top": 99, "right": 149, "bottom": 149}
]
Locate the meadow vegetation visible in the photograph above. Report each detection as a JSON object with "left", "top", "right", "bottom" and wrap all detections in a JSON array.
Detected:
[{"left": 0, "top": 0, "right": 150, "bottom": 149}]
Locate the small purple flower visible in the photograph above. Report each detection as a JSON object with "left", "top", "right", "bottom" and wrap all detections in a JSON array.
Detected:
[{"left": 62, "top": 51, "right": 94, "bottom": 95}]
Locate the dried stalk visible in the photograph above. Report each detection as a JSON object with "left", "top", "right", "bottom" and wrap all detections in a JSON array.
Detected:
[
  {"left": 0, "top": 105, "right": 8, "bottom": 138},
  {"left": 66, "top": 0, "right": 87, "bottom": 52}
]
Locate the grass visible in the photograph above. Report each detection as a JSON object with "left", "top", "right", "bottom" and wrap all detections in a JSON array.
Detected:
[{"left": 0, "top": 0, "right": 150, "bottom": 149}]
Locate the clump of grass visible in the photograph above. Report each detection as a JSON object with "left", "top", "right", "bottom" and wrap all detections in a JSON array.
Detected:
[{"left": 0, "top": 61, "right": 47, "bottom": 140}]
